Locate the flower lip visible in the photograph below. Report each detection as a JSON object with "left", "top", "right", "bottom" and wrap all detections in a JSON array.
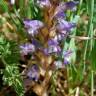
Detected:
[{"left": 23, "top": 19, "right": 44, "bottom": 29}]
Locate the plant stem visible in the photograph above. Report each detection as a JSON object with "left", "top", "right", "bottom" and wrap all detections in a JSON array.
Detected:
[{"left": 91, "top": 70, "right": 94, "bottom": 96}]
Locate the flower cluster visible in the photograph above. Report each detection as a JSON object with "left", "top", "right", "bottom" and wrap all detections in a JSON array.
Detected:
[{"left": 20, "top": 0, "right": 78, "bottom": 81}]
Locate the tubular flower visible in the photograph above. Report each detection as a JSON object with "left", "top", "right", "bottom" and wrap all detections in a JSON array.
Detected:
[
  {"left": 43, "top": 38, "right": 61, "bottom": 55},
  {"left": 54, "top": 1, "right": 79, "bottom": 18},
  {"left": 21, "top": 0, "right": 78, "bottom": 73},
  {"left": 36, "top": 0, "right": 51, "bottom": 8},
  {"left": 20, "top": 43, "right": 35, "bottom": 56},
  {"left": 63, "top": 1, "right": 79, "bottom": 11},
  {"left": 63, "top": 50, "right": 73, "bottom": 64},
  {"left": 43, "top": 45, "right": 61, "bottom": 55},
  {"left": 54, "top": 50, "right": 73, "bottom": 68},
  {"left": 23, "top": 20, "right": 44, "bottom": 36},
  {"left": 57, "top": 19, "right": 76, "bottom": 33},
  {"left": 27, "top": 64, "right": 39, "bottom": 81}
]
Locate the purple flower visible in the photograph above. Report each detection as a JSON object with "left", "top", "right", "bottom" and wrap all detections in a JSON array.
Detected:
[
  {"left": 54, "top": 1, "right": 78, "bottom": 18},
  {"left": 63, "top": 1, "right": 79, "bottom": 11},
  {"left": 20, "top": 43, "right": 35, "bottom": 56},
  {"left": 27, "top": 64, "right": 39, "bottom": 81},
  {"left": 54, "top": 50, "right": 72, "bottom": 68},
  {"left": 36, "top": 0, "right": 51, "bottom": 8},
  {"left": 48, "top": 30, "right": 67, "bottom": 45},
  {"left": 23, "top": 20, "right": 44, "bottom": 36},
  {"left": 57, "top": 19, "right": 76, "bottom": 32},
  {"left": 43, "top": 45, "right": 61, "bottom": 55},
  {"left": 43, "top": 38, "right": 61, "bottom": 55},
  {"left": 63, "top": 50, "right": 72, "bottom": 64}
]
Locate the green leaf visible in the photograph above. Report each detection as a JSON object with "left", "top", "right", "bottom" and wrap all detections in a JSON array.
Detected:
[
  {"left": 3, "top": 64, "right": 24, "bottom": 96},
  {"left": 0, "top": 34, "right": 24, "bottom": 96},
  {"left": 90, "top": 41, "right": 96, "bottom": 71}
]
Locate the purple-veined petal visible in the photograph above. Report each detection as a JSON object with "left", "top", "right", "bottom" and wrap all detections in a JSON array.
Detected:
[
  {"left": 27, "top": 64, "right": 39, "bottom": 81},
  {"left": 20, "top": 43, "right": 35, "bottom": 56},
  {"left": 37, "top": 0, "right": 51, "bottom": 8}
]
